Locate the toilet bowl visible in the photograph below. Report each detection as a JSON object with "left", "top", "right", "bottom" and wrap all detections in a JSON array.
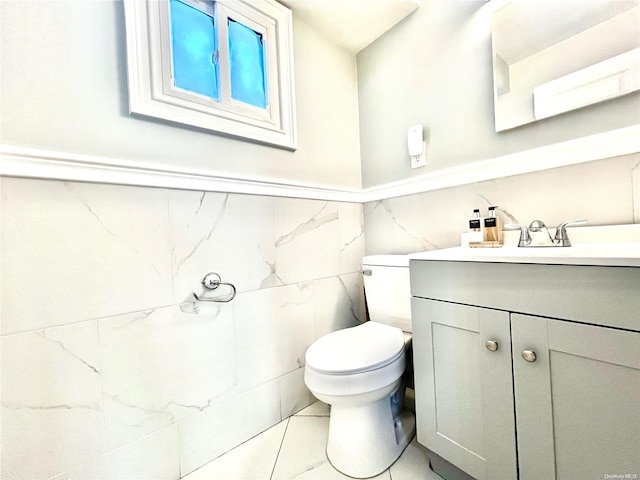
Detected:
[{"left": 304, "top": 255, "right": 415, "bottom": 478}]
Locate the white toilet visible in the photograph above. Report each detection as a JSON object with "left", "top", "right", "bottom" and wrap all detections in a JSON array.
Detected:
[{"left": 304, "top": 255, "right": 415, "bottom": 479}]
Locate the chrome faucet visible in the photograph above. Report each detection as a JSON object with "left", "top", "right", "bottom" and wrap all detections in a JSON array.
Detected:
[
  {"left": 505, "top": 219, "right": 586, "bottom": 247},
  {"left": 529, "top": 220, "right": 554, "bottom": 246}
]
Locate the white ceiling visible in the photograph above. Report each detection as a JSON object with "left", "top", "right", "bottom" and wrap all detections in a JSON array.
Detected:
[{"left": 280, "top": 0, "right": 421, "bottom": 53}]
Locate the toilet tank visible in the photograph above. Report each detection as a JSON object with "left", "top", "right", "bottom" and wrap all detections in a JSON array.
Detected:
[{"left": 362, "top": 255, "right": 412, "bottom": 333}]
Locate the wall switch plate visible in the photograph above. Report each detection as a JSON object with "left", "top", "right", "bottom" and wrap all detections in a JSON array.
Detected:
[{"left": 411, "top": 141, "right": 427, "bottom": 169}]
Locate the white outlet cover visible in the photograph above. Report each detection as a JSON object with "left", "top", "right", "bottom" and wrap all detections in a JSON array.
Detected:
[{"left": 411, "top": 142, "right": 427, "bottom": 169}]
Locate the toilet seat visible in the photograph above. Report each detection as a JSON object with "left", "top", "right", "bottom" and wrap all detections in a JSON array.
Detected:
[{"left": 305, "top": 322, "right": 404, "bottom": 375}]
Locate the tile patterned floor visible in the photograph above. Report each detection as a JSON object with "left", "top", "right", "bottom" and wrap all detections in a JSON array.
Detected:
[{"left": 183, "top": 402, "right": 444, "bottom": 480}]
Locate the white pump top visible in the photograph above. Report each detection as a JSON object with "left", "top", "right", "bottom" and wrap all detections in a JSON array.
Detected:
[{"left": 362, "top": 255, "right": 412, "bottom": 333}]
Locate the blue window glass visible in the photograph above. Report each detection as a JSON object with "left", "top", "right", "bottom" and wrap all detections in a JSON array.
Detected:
[
  {"left": 228, "top": 19, "right": 267, "bottom": 109},
  {"left": 170, "top": 0, "right": 218, "bottom": 100}
]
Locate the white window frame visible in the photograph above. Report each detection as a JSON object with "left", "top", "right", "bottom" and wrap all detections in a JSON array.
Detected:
[{"left": 123, "top": 0, "right": 297, "bottom": 150}]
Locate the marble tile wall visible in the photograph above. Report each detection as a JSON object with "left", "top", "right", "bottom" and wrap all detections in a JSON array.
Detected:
[
  {"left": 365, "top": 153, "right": 640, "bottom": 255},
  {"left": 0, "top": 177, "right": 365, "bottom": 480},
  {"left": 3, "top": 152, "right": 636, "bottom": 479}
]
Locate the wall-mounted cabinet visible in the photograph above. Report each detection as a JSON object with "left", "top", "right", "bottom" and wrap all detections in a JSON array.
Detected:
[{"left": 410, "top": 260, "right": 640, "bottom": 480}]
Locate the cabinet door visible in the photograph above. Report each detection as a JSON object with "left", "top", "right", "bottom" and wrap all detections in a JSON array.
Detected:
[
  {"left": 412, "top": 298, "right": 517, "bottom": 480},
  {"left": 512, "top": 314, "right": 640, "bottom": 480}
]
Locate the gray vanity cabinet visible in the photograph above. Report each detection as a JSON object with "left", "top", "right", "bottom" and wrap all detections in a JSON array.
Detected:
[
  {"left": 411, "top": 299, "right": 517, "bottom": 480},
  {"left": 512, "top": 314, "right": 640, "bottom": 480},
  {"left": 411, "top": 260, "right": 640, "bottom": 480}
]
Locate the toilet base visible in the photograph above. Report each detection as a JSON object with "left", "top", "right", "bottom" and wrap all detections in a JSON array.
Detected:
[{"left": 326, "top": 395, "right": 416, "bottom": 478}]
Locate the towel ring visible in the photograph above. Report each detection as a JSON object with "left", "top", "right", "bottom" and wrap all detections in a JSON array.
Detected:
[{"left": 193, "top": 272, "right": 237, "bottom": 303}]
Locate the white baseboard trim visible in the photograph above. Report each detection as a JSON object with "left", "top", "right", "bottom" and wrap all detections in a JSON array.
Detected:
[{"left": 2, "top": 124, "right": 639, "bottom": 203}]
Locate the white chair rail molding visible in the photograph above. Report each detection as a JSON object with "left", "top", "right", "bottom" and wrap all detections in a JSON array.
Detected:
[{"left": 2, "top": 124, "right": 640, "bottom": 202}]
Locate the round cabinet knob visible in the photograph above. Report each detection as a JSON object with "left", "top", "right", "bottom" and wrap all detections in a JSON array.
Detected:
[
  {"left": 485, "top": 340, "right": 499, "bottom": 352},
  {"left": 522, "top": 350, "right": 537, "bottom": 363}
]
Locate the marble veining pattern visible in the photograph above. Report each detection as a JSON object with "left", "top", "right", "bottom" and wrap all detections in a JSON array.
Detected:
[
  {"left": 50, "top": 425, "right": 180, "bottom": 480},
  {"left": 178, "top": 381, "right": 282, "bottom": 476},
  {"left": 476, "top": 194, "right": 518, "bottom": 224},
  {"left": 0, "top": 178, "right": 173, "bottom": 335},
  {"left": 65, "top": 183, "right": 151, "bottom": 267},
  {"left": 338, "top": 202, "right": 365, "bottom": 273},
  {"left": 275, "top": 201, "right": 338, "bottom": 247},
  {"left": 169, "top": 191, "right": 277, "bottom": 299},
  {"left": 474, "top": 155, "right": 636, "bottom": 232},
  {"left": 337, "top": 275, "right": 361, "bottom": 325},
  {"left": 171, "top": 193, "right": 230, "bottom": 279},
  {"left": 278, "top": 369, "right": 317, "bottom": 419},
  {"left": 365, "top": 154, "right": 639, "bottom": 255},
  {"left": 340, "top": 224, "right": 364, "bottom": 255},
  {"left": 312, "top": 274, "right": 363, "bottom": 338},
  {"left": 233, "top": 283, "right": 315, "bottom": 391},
  {"left": 2, "top": 152, "right": 637, "bottom": 478},
  {"left": 1, "top": 176, "right": 365, "bottom": 480},
  {"left": 99, "top": 303, "right": 236, "bottom": 450},
  {"left": 379, "top": 199, "right": 438, "bottom": 251},
  {"left": 1, "top": 321, "right": 104, "bottom": 480},
  {"left": 365, "top": 198, "right": 442, "bottom": 254},
  {"left": 274, "top": 198, "right": 341, "bottom": 284}
]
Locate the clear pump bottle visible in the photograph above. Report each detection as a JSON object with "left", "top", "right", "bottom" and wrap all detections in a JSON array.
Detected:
[
  {"left": 468, "top": 209, "right": 483, "bottom": 243},
  {"left": 483, "top": 206, "right": 503, "bottom": 245}
]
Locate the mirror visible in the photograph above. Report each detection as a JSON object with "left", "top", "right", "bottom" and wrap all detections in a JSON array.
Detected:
[{"left": 491, "top": 0, "right": 640, "bottom": 132}]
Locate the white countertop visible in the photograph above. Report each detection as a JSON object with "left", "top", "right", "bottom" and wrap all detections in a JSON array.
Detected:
[
  {"left": 409, "top": 243, "right": 640, "bottom": 267},
  {"left": 408, "top": 224, "right": 640, "bottom": 267}
]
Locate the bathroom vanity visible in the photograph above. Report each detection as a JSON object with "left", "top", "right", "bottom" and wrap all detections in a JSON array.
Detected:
[{"left": 409, "top": 246, "right": 640, "bottom": 480}]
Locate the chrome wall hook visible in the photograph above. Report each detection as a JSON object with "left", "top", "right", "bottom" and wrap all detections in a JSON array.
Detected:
[
  {"left": 201, "top": 272, "right": 222, "bottom": 289},
  {"left": 193, "top": 272, "right": 237, "bottom": 303}
]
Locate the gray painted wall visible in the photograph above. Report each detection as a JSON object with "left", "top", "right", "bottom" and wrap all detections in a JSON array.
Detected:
[
  {"left": 0, "top": 0, "right": 362, "bottom": 189},
  {"left": 357, "top": 0, "right": 640, "bottom": 189}
]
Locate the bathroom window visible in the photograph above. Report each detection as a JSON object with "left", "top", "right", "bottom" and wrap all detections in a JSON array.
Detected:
[
  {"left": 124, "top": 0, "right": 297, "bottom": 149},
  {"left": 169, "top": 0, "right": 219, "bottom": 101}
]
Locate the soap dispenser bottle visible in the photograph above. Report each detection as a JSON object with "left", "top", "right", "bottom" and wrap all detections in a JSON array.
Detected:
[
  {"left": 468, "top": 208, "right": 484, "bottom": 243},
  {"left": 483, "top": 206, "right": 503, "bottom": 246}
]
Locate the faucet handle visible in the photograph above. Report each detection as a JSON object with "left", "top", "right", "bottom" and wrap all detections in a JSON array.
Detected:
[
  {"left": 504, "top": 223, "right": 532, "bottom": 247},
  {"left": 554, "top": 219, "right": 587, "bottom": 247}
]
